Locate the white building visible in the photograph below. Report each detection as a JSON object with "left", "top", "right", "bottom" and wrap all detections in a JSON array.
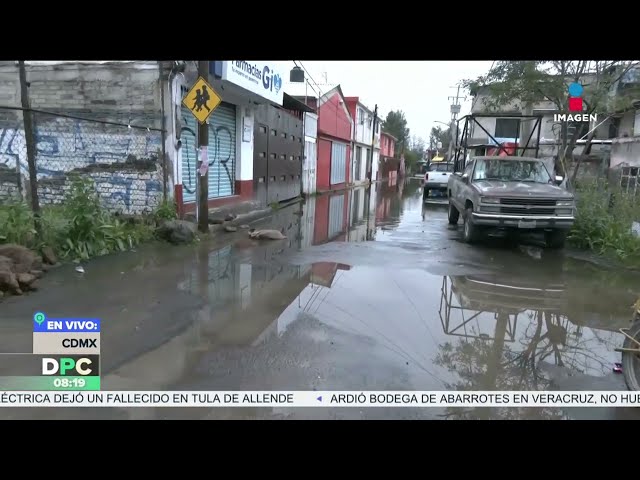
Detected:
[
  {"left": 345, "top": 97, "right": 381, "bottom": 186},
  {"left": 166, "top": 60, "right": 286, "bottom": 214}
]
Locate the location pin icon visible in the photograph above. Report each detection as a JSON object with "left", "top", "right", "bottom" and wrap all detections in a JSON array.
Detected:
[{"left": 34, "top": 312, "right": 46, "bottom": 325}]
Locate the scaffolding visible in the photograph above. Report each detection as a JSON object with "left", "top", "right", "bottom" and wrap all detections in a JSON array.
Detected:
[{"left": 452, "top": 113, "right": 544, "bottom": 173}]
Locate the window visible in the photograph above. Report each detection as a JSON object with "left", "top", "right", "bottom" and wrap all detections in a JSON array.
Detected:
[
  {"left": 472, "top": 158, "right": 552, "bottom": 183},
  {"left": 429, "top": 163, "right": 453, "bottom": 172},
  {"left": 634, "top": 110, "right": 640, "bottom": 136},
  {"left": 568, "top": 121, "right": 590, "bottom": 139},
  {"left": 271, "top": 129, "right": 277, "bottom": 136},
  {"left": 463, "top": 162, "right": 474, "bottom": 177},
  {"left": 358, "top": 109, "right": 365, "bottom": 124},
  {"left": 495, "top": 118, "right": 521, "bottom": 138},
  {"left": 609, "top": 117, "right": 620, "bottom": 139}
]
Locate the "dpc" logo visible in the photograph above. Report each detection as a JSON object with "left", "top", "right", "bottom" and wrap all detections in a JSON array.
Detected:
[{"left": 41, "top": 357, "right": 96, "bottom": 376}]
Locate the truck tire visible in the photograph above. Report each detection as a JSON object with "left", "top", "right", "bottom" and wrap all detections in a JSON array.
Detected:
[
  {"left": 545, "top": 230, "right": 567, "bottom": 249},
  {"left": 462, "top": 207, "right": 481, "bottom": 243},
  {"left": 448, "top": 202, "right": 459, "bottom": 224},
  {"left": 622, "top": 320, "right": 640, "bottom": 391}
]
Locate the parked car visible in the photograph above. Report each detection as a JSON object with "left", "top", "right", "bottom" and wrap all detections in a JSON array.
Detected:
[
  {"left": 447, "top": 156, "right": 575, "bottom": 248},
  {"left": 423, "top": 161, "right": 454, "bottom": 198}
]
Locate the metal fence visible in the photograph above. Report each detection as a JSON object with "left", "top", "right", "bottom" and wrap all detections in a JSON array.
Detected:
[{"left": 0, "top": 107, "right": 166, "bottom": 215}]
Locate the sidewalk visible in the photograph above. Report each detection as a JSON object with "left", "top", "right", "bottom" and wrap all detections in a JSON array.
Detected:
[{"left": 183, "top": 197, "right": 304, "bottom": 233}]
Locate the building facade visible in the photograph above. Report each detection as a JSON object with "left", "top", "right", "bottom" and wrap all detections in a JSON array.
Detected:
[
  {"left": 169, "top": 60, "right": 289, "bottom": 215},
  {"left": 379, "top": 131, "right": 398, "bottom": 182},
  {"left": 344, "top": 97, "right": 380, "bottom": 185},
  {"left": 315, "top": 86, "right": 353, "bottom": 192}
]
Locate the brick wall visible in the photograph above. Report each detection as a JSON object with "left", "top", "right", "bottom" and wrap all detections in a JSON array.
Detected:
[{"left": 0, "top": 62, "right": 165, "bottom": 214}]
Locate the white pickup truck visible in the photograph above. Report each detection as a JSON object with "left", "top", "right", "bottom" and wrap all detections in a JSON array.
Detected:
[{"left": 423, "top": 162, "right": 454, "bottom": 198}]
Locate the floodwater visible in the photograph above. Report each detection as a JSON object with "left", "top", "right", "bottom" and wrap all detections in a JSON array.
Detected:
[{"left": 1, "top": 179, "right": 639, "bottom": 419}]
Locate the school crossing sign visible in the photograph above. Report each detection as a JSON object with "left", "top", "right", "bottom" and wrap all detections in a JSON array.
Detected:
[{"left": 183, "top": 76, "right": 222, "bottom": 124}]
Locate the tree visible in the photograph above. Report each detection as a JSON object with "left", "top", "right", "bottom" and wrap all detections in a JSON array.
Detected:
[
  {"left": 429, "top": 126, "right": 451, "bottom": 153},
  {"left": 381, "top": 110, "right": 410, "bottom": 155},
  {"left": 464, "top": 61, "right": 640, "bottom": 186},
  {"left": 403, "top": 136, "right": 426, "bottom": 172}
]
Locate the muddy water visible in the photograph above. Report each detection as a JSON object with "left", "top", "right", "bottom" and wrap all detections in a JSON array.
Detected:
[{"left": 1, "top": 179, "right": 639, "bottom": 419}]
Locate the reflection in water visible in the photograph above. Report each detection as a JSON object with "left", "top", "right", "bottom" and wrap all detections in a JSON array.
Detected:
[{"left": 435, "top": 274, "right": 630, "bottom": 419}]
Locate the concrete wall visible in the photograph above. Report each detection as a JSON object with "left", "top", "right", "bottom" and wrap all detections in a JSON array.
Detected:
[
  {"left": 0, "top": 62, "right": 164, "bottom": 214},
  {"left": 611, "top": 136, "right": 640, "bottom": 184}
]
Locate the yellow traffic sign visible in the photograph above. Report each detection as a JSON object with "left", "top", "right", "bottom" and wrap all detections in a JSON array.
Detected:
[{"left": 182, "top": 76, "right": 222, "bottom": 124}]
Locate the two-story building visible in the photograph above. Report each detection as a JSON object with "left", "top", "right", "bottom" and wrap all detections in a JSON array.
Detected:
[
  {"left": 344, "top": 97, "right": 380, "bottom": 186},
  {"left": 467, "top": 83, "right": 617, "bottom": 180},
  {"left": 379, "top": 131, "right": 398, "bottom": 182},
  {"left": 313, "top": 85, "right": 353, "bottom": 192}
]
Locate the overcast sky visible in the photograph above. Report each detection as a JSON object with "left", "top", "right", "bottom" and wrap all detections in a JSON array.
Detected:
[{"left": 275, "top": 61, "right": 494, "bottom": 144}]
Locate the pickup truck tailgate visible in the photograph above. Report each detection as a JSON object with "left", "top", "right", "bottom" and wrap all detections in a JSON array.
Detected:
[{"left": 425, "top": 171, "right": 451, "bottom": 185}]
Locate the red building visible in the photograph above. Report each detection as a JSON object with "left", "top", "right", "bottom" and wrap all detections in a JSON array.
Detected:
[
  {"left": 379, "top": 132, "right": 399, "bottom": 182},
  {"left": 380, "top": 132, "right": 396, "bottom": 158},
  {"left": 316, "top": 85, "right": 353, "bottom": 192}
]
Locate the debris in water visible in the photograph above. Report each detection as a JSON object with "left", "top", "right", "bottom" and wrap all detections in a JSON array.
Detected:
[
  {"left": 75, "top": 266, "right": 85, "bottom": 274},
  {"left": 614, "top": 363, "right": 623, "bottom": 374}
]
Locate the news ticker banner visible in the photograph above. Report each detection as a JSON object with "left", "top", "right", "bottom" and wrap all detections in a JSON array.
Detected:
[
  {"left": 0, "top": 313, "right": 101, "bottom": 391},
  {"left": 0, "top": 391, "right": 639, "bottom": 408}
]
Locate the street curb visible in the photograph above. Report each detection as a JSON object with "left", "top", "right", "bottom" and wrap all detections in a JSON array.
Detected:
[{"left": 204, "top": 197, "right": 305, "bottom": 237}]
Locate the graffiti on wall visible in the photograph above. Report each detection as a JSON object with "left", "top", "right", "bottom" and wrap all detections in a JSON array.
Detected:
[
  {"left": 0, "top": 118, "right": 163, "bottom": 214},
  {"left": 180, "top": 124, "right": 235, "bottom": 197}
]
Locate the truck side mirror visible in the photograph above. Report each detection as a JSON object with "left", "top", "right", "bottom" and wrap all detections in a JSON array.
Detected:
[
  {"left": 555, "top": 175, "right": 563, "bottom": 185},
  {"left": 461, "top": 174, "right": 469, "bottom": 184}
]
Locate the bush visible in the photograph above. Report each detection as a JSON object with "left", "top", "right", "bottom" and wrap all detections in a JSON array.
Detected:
[
  {"left": 0, "top": 199, "right": 36, "bottom": 247},
  {"left": 569, "top": 183, "right": 640, "bottom": 264},
  {"left": 0, "top": 177, "right": 169, "bottom": 262}
]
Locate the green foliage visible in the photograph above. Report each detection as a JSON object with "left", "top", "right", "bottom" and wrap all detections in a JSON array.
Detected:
[
  {"left": 0, "top": 199, "right": 37, "bottom": 246},
  {"left": 381, "top": 110, "right": 409, "bottom": 152},
  {"left": 430, "top": 126, "right": 451, "bottom": 153},
  {"left": 153, "top": 200, "right": 178, "bottom": 222},
  {"left": 465, "top": 61, "right": 639, "bottom": 115},
  {"left": 0, "top": 177, "right": 161, "bottom": 262},
  {"left": 569, "top": 183, "right": 640, "bottom": 265}
]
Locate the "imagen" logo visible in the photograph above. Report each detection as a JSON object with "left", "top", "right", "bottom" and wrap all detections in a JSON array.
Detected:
[{"left": 553, "top": 82, "right": 597, "bottom": 123}]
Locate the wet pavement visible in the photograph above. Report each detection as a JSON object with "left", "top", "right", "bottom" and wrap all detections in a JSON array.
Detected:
[{"left": 2, "top": 178, "right": 640, "bottom": 419}]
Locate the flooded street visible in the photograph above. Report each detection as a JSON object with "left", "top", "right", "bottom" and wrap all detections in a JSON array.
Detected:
[{"left": 2, "top": 179, "right": 639, "bottom": 419}]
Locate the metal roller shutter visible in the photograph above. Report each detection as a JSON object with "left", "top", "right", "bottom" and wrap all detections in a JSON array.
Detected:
[
  {"left": 330, "top": 141, "right": 347, "bottom": 185},
  {"left": 181, "top": 102, "right": 237, "bottom": 202}
]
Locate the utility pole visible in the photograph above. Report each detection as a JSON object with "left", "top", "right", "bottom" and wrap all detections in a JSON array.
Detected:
[
  {"left": 447, "top": 84, "right": 465, "bottom": 163},
  {"left": 367, "top": 104, "right": 378, "bottom": 183},
  {"left": 197, "top": 60, "right": 210, "bottom": 233},
  {"left": 18, "top": 61, "right": 40, "bottom": 233}
]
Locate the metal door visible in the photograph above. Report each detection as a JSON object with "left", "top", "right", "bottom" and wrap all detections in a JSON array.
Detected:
[
  {"left": 207, "top": 103, "right": 236, "bottom": 198},
  {"left": 303, "top": 140, "right": 317, "bottom": 195},
  {"left": 253, "top": 104, "right": 303, "bottom": 206},
  {"left": 331, "top": 142, "right": 347, "bottom": 185},
  {"left": 254, "top": 123, "right": 269, "bottom": 206},
  {"left": 355, "top": 146, "right": 362, "bottom": 181}
]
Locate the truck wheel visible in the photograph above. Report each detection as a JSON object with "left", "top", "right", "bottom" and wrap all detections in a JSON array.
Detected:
[
  {"left": 448, "top": 202, "right": 459, "bottom": 224},
  {"left": 462, "top": 207, "right": 480, "bottom": 243},
  {"left": 545, "top": 230, "right": 567, "bottom": 249}
]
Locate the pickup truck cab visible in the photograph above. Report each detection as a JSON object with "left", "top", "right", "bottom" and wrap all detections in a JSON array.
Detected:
[
  {"left": 423, "top": 161, "right": 454, "bottom": 198},
  {"left": 447, "top": 156, "right": 575, "bottom": 248}
]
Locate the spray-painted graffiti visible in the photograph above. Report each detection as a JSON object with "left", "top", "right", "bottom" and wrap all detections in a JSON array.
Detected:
[
  {"left": 0, "top": 118, "right": 163, "bottom": 214},
  {"left": 180, "top": 105, "right": 236, "bottom": 201},
  {"left": 181, "top": 125, "right": 234, "bottom": 195}
]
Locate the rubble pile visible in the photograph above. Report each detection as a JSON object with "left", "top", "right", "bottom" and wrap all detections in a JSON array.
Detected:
[{"left": 0, "top": 244, "right": 58, "bottom": 298}]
